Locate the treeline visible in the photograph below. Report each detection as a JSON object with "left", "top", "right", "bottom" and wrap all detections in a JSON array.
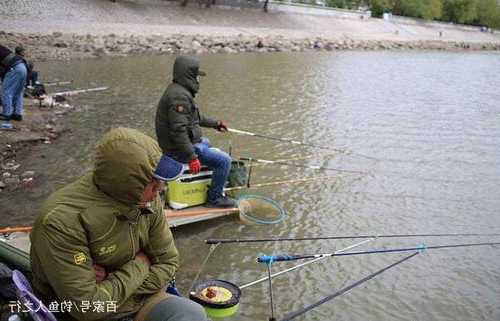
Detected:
[{"left": 325, "top": 0, "right": 500, "bottom": 28}]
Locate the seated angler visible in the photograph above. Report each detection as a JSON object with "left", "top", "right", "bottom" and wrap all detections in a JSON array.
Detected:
[
  {"left": 155, "top": 55, "right": 236, "bottom": 208},
  {"left": 30, "top": 127, "right": 208, "bottom": 321}
]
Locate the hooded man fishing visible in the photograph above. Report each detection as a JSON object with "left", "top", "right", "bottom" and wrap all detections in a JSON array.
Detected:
[
  {"left": 156, "top": 55, "right": 236, "bottom": 208},
  {"left": 30, "top": 128, "right": 208, "bottom": 321}
]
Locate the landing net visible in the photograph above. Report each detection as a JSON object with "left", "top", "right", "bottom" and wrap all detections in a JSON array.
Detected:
[{"left": 237, "top": 194, "right": 286, "bottom": 225}]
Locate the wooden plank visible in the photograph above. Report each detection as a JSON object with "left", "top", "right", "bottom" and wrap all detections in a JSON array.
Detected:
[
  {"left": 165, "top": 206, "right": 239, "bottom": 218},
  {"left": 0, "top": 226, "right": 33, "bottom": 234},
  {"left": 167, "top": 212, "right": 235, "bottom": 228},
  {"left": 165, "top": 206, "right": 239, "bottom": 227}
]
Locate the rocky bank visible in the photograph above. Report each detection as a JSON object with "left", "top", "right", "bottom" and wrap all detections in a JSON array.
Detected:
[{"left": 1, "top": 31, "right": 500, "bottom": 62}]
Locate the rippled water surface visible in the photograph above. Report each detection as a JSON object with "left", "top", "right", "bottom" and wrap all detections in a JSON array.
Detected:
[{"left": 2, "top": 51, "right": 500, "bottom": 321}]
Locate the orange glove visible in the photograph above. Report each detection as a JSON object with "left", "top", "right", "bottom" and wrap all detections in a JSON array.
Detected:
[{"left": 189, "top": 158, "right": 201, "bottom": 174}]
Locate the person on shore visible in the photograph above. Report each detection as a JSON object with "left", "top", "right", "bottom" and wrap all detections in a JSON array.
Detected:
[
  {"left": 30, "top": 127, "right": 208, "bottom": 321},
  {"left": 0, "top": 44, "right": 27, "bottom": 122},
  {"left": 15, "top": 46, "right": 39, "bottom": 88},
  {"left": 155, "top": 55, "right": 236, "bottom": 208},
  {"left": 15, "top": 46, "right": 46, "bottom": 99}
]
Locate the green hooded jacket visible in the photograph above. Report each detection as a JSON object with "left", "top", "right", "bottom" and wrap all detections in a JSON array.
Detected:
[
  {"left": 30, "top": 128, "right": 180, "bottom": 321},
  {"left": 155, "top": 56, "right": 218, "bottom": 162}
]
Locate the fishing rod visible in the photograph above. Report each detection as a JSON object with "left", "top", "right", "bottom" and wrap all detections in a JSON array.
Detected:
[
  {"left": 206, "top": 232, "right": 500, "bottom": 245},
  {"left": 257, "top": 241, "right": 500, "bottom": 264},
  {"left": 278, "top": 252, "right": 420, "bottom": 321},
  {"left": 228, "top": 128, "right": 347, "bottom": 154},
  {"left": 239, "top": 239, "right": 373, "bottom": 290},
  {"left": 44, "top": 80, "right": 72, "bottom": 87},
  {"left": 51, "top": 86, "right": 108, "bottom": 97},
  {"left": 224, "top": 175, "right": 338, "bottom": 192},
  {"left": 238, "top": 156, "right": 365, "bottom": 174},
  {"left": 252, "top": 155, "right": 313, "bottom": 167},
  {"left": 228, "top": 128, "right": 378, "bottom": 160},
  {"left": 0, "top": 226, "right": 33, "bottom": 234}
]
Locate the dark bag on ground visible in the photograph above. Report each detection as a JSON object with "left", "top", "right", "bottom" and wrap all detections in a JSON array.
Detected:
[{"left": 32, "top": 83, "right": 46, "bottom": 97}]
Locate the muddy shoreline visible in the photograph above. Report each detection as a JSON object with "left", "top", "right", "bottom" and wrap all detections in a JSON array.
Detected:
[{"left": 0, "top": 97, "right": 74, "bottom": 193}]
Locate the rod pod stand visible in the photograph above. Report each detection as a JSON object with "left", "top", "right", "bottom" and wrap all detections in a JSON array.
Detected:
[
  {"left": 265, "top": 260, "right": 276, "bottom": 321},
  {"left": 246, "top": 158, "right": 254, "bottom": 188}
]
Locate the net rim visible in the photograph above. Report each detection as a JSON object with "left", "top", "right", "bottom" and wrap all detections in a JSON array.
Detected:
[{"left": 237, "top": 194, "right": 287, "bottom": 224}]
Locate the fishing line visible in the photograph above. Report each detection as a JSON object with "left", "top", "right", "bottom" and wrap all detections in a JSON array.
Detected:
[
  {"left": 278, "top": 252, "right": 421, "bottom": 321},
  {"left": 206, "top": 232, "right": 500, "bottom": 245},
  {"left": 189, "top": 242, "right": 221, "bottom": 293}
]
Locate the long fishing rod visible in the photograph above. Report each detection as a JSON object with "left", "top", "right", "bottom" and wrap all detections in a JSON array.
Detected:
[
  {"left": 206, "top": 232, "right": 500, "bottom": 245},
  {"left": 257, "top": 241, "right": 500, "bottom": 264},
  {"left": 278, "top": 252, "right": 420, "bottom": 321},
  {"left": 238, "top": 156, "right": 365, "bottom": 174},
  {"left": 224, "top": 175, "right": 338, "bottom": 192},
  {"left": 228, "top": 127, "right": 356, "bottom": 156},
  {"left": 228, "top": 128, "right": 344, "bottom": 152},
  {"left": 51, "top": 86, "right": 108, "bottom": 97},
  {"left": 0, "top": 226, "right": 33, "bottom": 234},
  {"left": 239, "top": 239, "right": 374, "bottom": 290},
  {"left": 228, "top": 128, "right": 378, "bottom": 161},
  {"left": 44, "top": 80, "right": 73, "bottom": 87},
  {"left": 252, "top": 155, "right": 314, "bottom": 166}
]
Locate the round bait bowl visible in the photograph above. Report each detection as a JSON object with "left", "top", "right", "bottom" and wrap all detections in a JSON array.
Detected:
[{"left": 189, "top": 279, "right": 241, "bottom": 318}]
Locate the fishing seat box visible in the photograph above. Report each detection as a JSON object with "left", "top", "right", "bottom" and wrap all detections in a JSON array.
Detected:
[{"left": 166, "top": 167, "right": 212, "bottom": 210}]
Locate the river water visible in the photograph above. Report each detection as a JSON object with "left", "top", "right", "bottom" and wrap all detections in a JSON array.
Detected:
[{"left": 2, "top": 51, "right": 500, "bottom": 321}]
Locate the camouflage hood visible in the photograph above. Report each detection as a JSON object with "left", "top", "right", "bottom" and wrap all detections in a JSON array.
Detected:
[{"left": 93, "top": 127, "right": 162, "bottom": 207}]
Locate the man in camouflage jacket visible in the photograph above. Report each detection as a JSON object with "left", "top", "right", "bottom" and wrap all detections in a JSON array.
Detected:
[{"left": 30, "top": 128, "right": 207, "bottom": 321}]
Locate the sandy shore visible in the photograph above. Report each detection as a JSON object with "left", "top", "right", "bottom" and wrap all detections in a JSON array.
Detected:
[{"left": 1, "top": 0, "right": 500, "bottom": 61}]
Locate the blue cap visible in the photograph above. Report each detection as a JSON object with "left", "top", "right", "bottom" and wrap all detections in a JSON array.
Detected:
[{"left": 153, "top": 155, "right": 185, "bottom": 182}]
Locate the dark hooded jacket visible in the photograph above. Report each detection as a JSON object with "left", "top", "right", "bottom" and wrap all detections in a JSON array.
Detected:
[
  {"left": 0, "top": 45, "right": 22, "bottom": 80},
  {"left": 30, "top": 128, "right": 179, "bottom": 321},
  {"left": 155, "top": 56, "right": 218, "bottom": 163}
]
